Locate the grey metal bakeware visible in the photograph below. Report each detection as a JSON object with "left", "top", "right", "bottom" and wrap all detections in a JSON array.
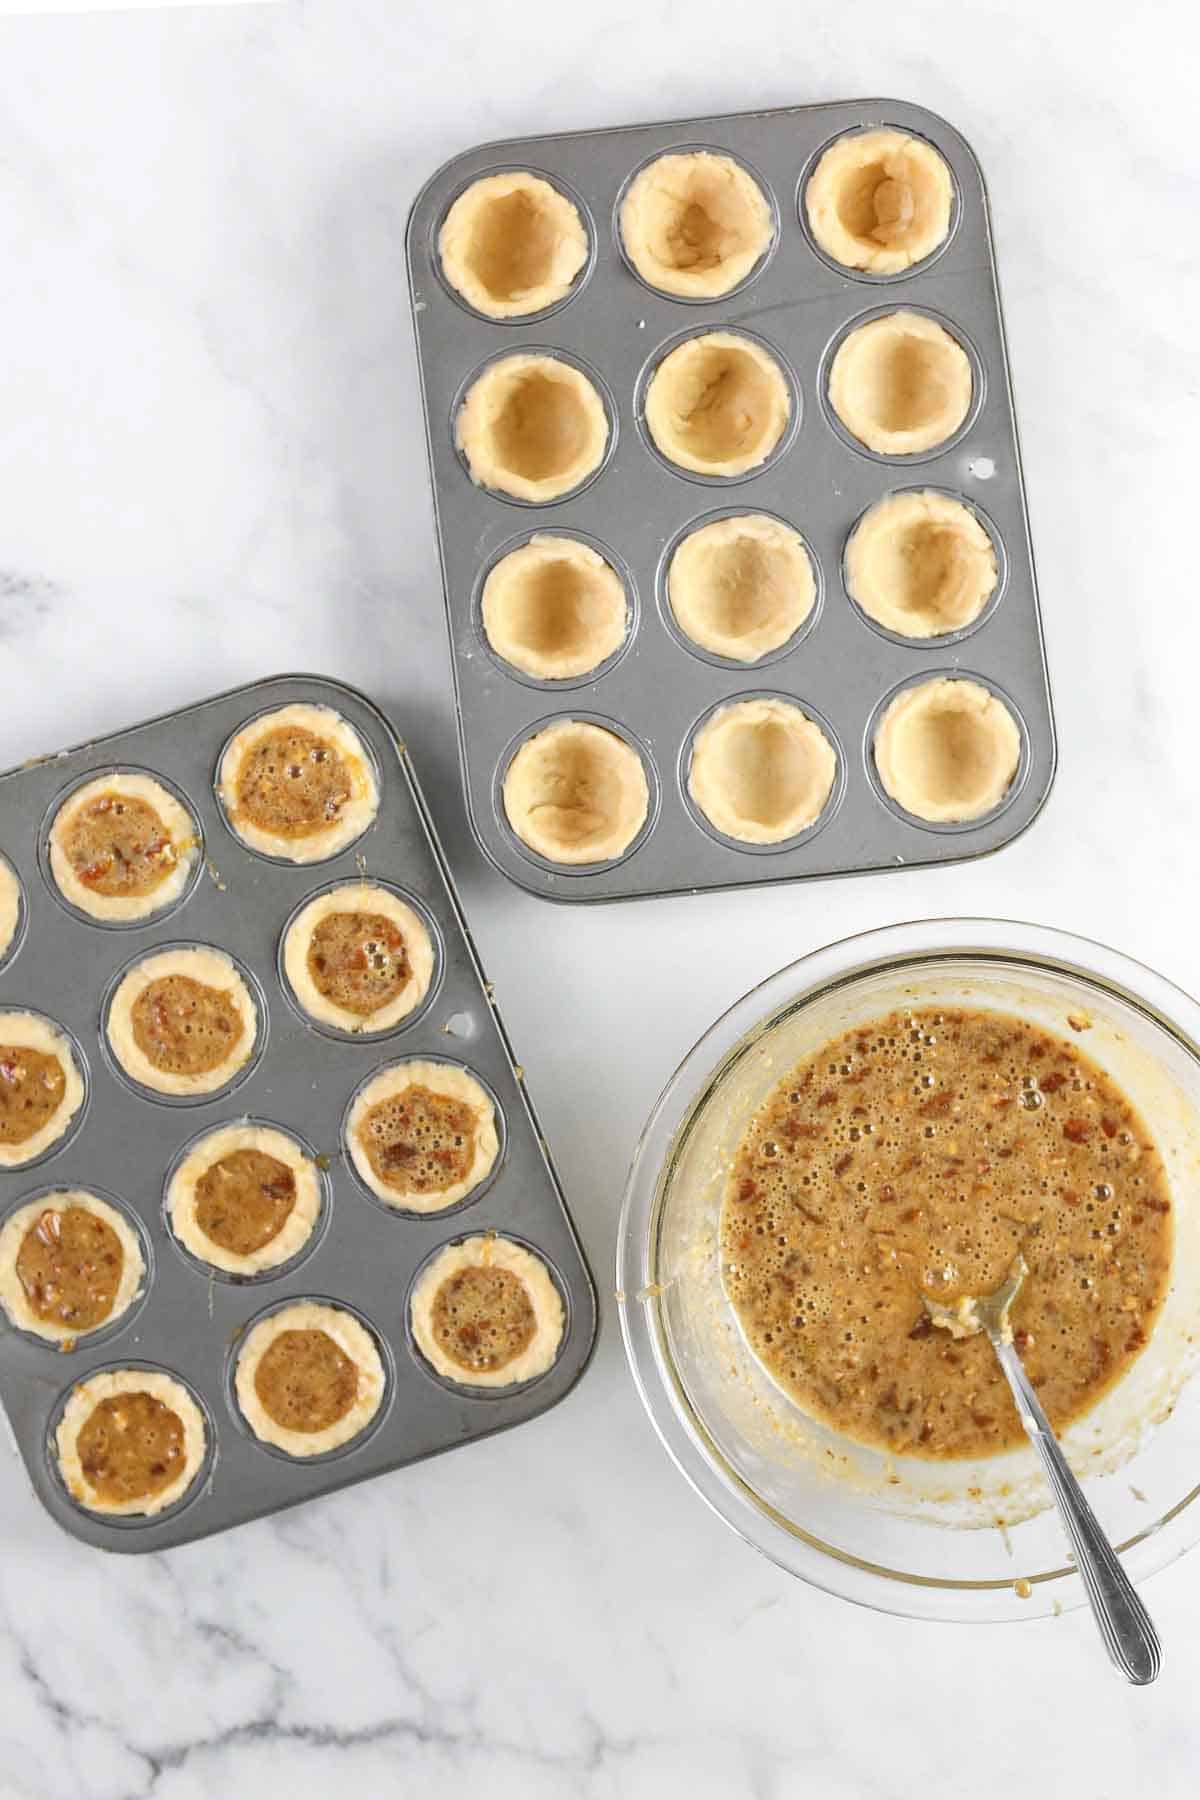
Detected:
[
  {"left": 0, "top": 675, "right": 597, "bottom": 1552},
  {"left": 406, "top": 98, "right": 1056, "bottom": 902}
]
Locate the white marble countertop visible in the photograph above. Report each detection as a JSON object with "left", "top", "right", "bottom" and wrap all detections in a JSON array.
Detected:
[{"left": 1, "top": 0, "right": 1199, "bottom": 1793}]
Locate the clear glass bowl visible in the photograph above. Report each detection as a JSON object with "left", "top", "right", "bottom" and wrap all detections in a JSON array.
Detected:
[{"left": 616, "top": 919, "right": 1200, "bottom": 1621}]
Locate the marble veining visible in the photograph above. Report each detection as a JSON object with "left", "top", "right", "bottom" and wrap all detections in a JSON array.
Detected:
[{"left": 1, "top": 0, "right": 1199, "bottom": 1794}]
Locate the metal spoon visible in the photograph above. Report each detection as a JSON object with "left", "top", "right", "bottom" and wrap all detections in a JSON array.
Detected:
[{"left": 924, "top": 1257, "right": 1161, "bottom": 1684}]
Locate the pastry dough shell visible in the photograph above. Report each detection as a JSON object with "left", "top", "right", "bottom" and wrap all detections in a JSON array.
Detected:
[
  {"left": 235, "top": 1300, "right": 386, "bottom": 1457},
  {"left": 48, "top": 772, "right": 198, "bottom": 922},
  {"left": 0, "top": 1189, "right": 144, "bottom": 1343},
  {"left": 689, "top": 698, "right": 837, "bottom": 844},
  {"left": 874, "top": 677, "right": 1022, "bottom": 823},
  {"left": 456, "top": 353, "right": 609, "bottom": 504},
  {"left": 217, "top": 703, "right": 379, "bottom": 863},
  {"left": 503, "top": 719, "right": 649, "bottom": 865},
  {"left": 56, "top": 1368, "right": 207, "bottom": 1516},
  {"left": 283, "top": 884, "right": 436, "bottom": 1034},
  {"left": 668, "top": 514, "right": 815, "bottom": 662},
  {"left": 0, "top": 858, "right": 22, "bottom": 962},
  {"left": 346, "top": 1059, "right": 500, "bottom": 1211},
  {"left": 644, "top": 331, "right": 790, "bottom": 477},
  {"left": 806, "top": 129, "right": 953, "bottom": 274},
  {"left": 410, "top": 1235, "right": 564, "bottom": 1389},
  {"left": 0, "top": 1011, "right": 86, "bottom": 1168},
  {"left": 106, "top": 946, "right": 258, "bottom": 1098},
  {"left": 481, "top": 536, "right": 627, "bottom": 680},
  {"left": 620, "top": 150, "right": 773, "bottom": 298},
  {"left": 167, "top": 1122, "right": 322, "bottom": 1276},
  {"left": 828, "top": 311, "right": 972, "bottom": 456},
  {"left": 846, "top": 490, "right": 997, "bottom": 638},
  {"left": 439, "top": 170, "right": 587, "bottom": 318}
]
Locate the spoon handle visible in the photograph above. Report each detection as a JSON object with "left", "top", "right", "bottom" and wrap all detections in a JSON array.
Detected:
[{"left": 990, "top": 1332, "right": 1161, "bottom": 1685}]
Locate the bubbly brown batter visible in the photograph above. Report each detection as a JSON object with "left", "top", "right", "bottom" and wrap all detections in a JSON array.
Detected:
[
  {"left": 306, "top": 910, "right": 410, "bottom": 1018},
  {"left": 15, "top": 1205, "right": 124, "bottom": 1330},
  {"left": 233, "top": 727, "right": 354, "bottom": 840},
  {"left": 253, "top": 1328, "right": 357, "bottom": 1433},
  {"left": 356, "top": 1085, "right": 476, "bottom": 1196},
  {"left": 75, "top": 1391, "right": 186, "bottom": 1505},
  {"left": 721, "top": 1008, "right": 1173, "bottom": 1459},
  {"left": 59, "top": 791, "right": 178, "bottom": 898},
  {"left": 130, "top": 975, "right": 245, "bottom": 1077},
  {"left": 430, "top": 1264, "right": 538, "bottom": 1375},
  {"left": 194, "top": 1149, "right": 297, "bottom": 1256},
  {"left": 0, "top": 1045, "right": 67, "bottom": 1145}
]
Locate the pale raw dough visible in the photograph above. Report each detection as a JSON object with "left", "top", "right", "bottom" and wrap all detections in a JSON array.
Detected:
[
  {"left": 688, "top": 698, "right": 837, "bottom": 844},
  {"left": 846, "top": 490, "right": 997, "bottom": 638},
  {"left": 56, "top": 1368, "right": 207, "bottom": 1516},
  {"left": 503, "top": 719, "right": 649, "bottom": 865},
  {"left": 439, "top": 170, "right": 588, "bottom": 318},
  {"left": 167, "top": 1122, "right": 323, "bottom": 1276},
  {"left": 283, "top": 883, "right": 436, "bottom": 1034},
  {"left": 620, "top": 150, "right": 773, "bottom": 298},
  {"left": 644, "top": 331, "right": 790, "bottom": 477},
  {"left": 0, "top": 1011, "right": 85, "bottom": 1168},
  {"left": 0, "top": 1190, "right": 144, "bottom": 1343},
  {"left": 481, "top": 536, "right": 627, "bottom": 680},
  {"left": 235, "top": 1300, "right": 386, "bottom": 1456},
  {"left": 106, "top": 945, "right": 258, "bottom": 1097},
  {"left": 47, "top": 771, "right": 198, "bottom": 923},
  {"left": 806, "top": 129, "right": 953, "bottom": 274},
  {"left": 874, "top": 677, "right": 1021, "bottom": 822},
  {"left": 218, "top": 703, "right": 379, "bottom": 863},
  {"left": 456, "top": 353, "right": 609, "bottom": 503},
  {"left": 668, "top": 515, "right": 815, "bottom": 661},
  {"left": 0, "top": 858, "right": 21, "bottom": 963},
  {"left": 410, "top": 1235, "right": 564, "bottom": 1389},
  {"left": 346, "top": 1059, "right": 500, "bottom": 1211},
  {"left": 828, "top": 311, "right": 972, "bottom": 456}
]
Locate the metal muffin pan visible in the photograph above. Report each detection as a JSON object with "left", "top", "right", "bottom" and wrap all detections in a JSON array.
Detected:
[
  {"left": 0, "top": 674, "right": 597, "bottom": 1551},
  {"left": 406, "top": 98, "right": 1056, "bottom": 901}
]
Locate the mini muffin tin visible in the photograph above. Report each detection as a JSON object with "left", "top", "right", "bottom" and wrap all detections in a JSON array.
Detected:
[
  {"left": 0, "top": 675, "right": 597, "bottom": 1551},
  {"left": 406, "top": 98, "right": 1056, "bottom": 901}
]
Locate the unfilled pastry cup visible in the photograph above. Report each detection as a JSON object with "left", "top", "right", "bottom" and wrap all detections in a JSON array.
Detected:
[
  {"left": 495, "top": 714, "right": 658, "bottom": 872},
  {"left": 617, "top": 143, "right": 777, "bottom": 301},
  {"left": 436, "top": 166, "right": 593, "bottom": 320},
  {"left": 476, "top": 530, "right": 635, "bottom": 687},
  {"left": 660, "top": 508, "right": 822, "bottom": 668},
  {"left": 842, "top": 487, "right": 1005, "bottom": 645},
  {"left": 454, "top": 347, "right": 615, "bottom": 505},
  {"left": 617, "top": 918, "right": 1200, "bottom": 1621},
  {"left": 801, "top": 125, "right": 957, "bottom": 278},
  {"left": 823, "top": 307, "right": 981, "bottom": 460},
  {"left": 867, "top": 671, "right": 1027, "bottom": 831},
  {"left": 682, "top": 693, "right": 843, "bottom": 852},
  {"left": 0, "top": 854, "right": 26, "bottom": 974},
  {"left": 638, "top": 327, "right": 797, "bottom": 483}
]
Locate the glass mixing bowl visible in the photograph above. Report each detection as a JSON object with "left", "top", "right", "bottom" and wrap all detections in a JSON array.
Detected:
[{"left": 616, "top": 919, "right": 1200, "bottom": 1621}]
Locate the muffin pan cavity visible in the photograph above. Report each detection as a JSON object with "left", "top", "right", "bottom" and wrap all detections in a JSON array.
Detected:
[
  {"left": 0, "top": 676, "right": 596, "bottom": 1551},
  {"left": 407, "top": 97, "right": 1054, "bottom": 900}
]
